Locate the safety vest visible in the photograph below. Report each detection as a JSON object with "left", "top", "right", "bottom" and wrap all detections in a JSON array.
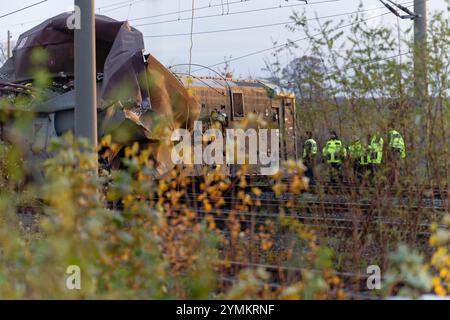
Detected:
[
  {"left": 368, "top": 135, "right": 383, "bottom": 164},
  {"left": 389, "top": 130, "right": 406, "bottom": 159},
  {"left": 211, "top": 111, "right": 227, "bottom": 126},
  {"left": 323, "top": 139, "right": 346, "bottom": 164},
  {"left": 348, "top": 140, "right": 368, "bottom": 165},
  {"left": 303, "top": 138, "right": 318, "bottom": 158}
]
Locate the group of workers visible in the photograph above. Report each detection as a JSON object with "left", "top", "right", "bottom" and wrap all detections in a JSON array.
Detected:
[
  {"left": 302, "top": 129, "right": 406, "bottom": 184},
  {"left": 208, "top": 106, "right": 407, "bottom": 185}
]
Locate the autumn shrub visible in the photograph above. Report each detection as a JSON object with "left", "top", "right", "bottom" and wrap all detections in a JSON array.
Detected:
[{"left": 0, "top": 128, "right": 348, "bottom": 299}]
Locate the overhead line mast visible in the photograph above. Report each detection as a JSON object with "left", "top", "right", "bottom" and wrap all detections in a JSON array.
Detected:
[
  {"left": 413, "top": 0, "right": 427, "bottom": 105},
  {"left": 380, "top": 0, "right": 427, "bottom": 103},
  {"left": 74, "top": 0, "right": 98, "bottom": 153}
]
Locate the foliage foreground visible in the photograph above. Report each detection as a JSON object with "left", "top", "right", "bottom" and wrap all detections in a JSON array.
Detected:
[{"left": 0, "top": 134, "right": 447, "bottom": 300}]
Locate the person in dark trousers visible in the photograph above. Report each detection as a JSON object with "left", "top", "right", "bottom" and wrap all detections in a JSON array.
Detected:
[
  {"left": 302, "top": 131, "right": 318, "bottom": 185},
  {"left": 323, "top": 131, "right": 346, "bottom": 184},
  {"left": 368, "top": 132, "right": 384, "bottom": 181},
  {"left": 347, "top": 137, "right": 369, "bottom": 182},
  {"left": 388, "top": 129, "right": 406, "bottom": 185}
]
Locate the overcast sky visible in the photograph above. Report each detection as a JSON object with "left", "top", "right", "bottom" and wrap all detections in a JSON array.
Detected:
[{"left": 0, "top": 0, "right": 447, "bottom": 77}]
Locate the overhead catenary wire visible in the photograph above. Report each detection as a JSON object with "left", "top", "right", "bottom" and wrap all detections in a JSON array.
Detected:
[
  {"left": 126, "top": 2, "right": 134, "bottom": 20},
  {"left": 0, "top": 0, "right": 48, "bottom": 20},
  {"left": 325, "top": 51, "right": 412, "bottom": 77},
  {"left": 2, "top": 0, "right": 175, "bottom": 30},
  {"left": 144, "top": 1, "right": 414, "bottom": 38},
  {"left": 133, "top": 0, "right": 342, "bottom": 27},
  {"left": 1, "top": 0, "right": 143, "bottom": 29},
  {"left": 129, "top": 0, "right": 258, "bottom": 22},
  {"left": 0, "top": 0, "right": 257, "bottom": 31},
  {"left": 164, "top": 0, "right": 427, "bottom": 75},
  {"left": 99, "top": 0, "right": 145, "bottom": 14},
  {"left": 0, "top": 0, "right": 425, "bottom": 77},
  {"left": 190, "top": 3, "right": 417, "bottom": 73},
  {"left": 97, "top": 0, "right": 137, "bottom": 10},
  {"left": 188, "top": 0, "right": 196, "bottom": 80},
  {"left": 186, "top": 0, "right": 196, "bottom": 131}
]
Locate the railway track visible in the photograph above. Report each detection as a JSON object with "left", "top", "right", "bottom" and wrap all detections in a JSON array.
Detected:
[
  {"left": 174, "top": 189, "right": 448, "bottom": 215},
  {"left": 245, "top": 178, "right": 448, "bottom": 199},
  {"left": 166, "top": 206, "right": 440, "bottom": 237},
  {"left": 15, "top": 186, "right": 446, "bottom": 298},
  {"left": 16, "top": 183, "right": 447, "bottom": 234}
]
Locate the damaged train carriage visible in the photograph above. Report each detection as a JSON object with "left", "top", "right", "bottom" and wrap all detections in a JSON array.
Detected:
[
  {"left": 177, "top": 75, "right": 298, "bottom": 177},
  {"left": 0, "top": 13, "right": 200, "bottom": 177}
]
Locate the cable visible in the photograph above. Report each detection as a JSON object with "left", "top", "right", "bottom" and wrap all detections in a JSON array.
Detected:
[
  {"left": 186, "top": 0, "right": 196, "bottom": 131},
  {"left": 188, "top": 0, "right": 196, "bottom": 80},
  {"left": 0, "top": 0, "right": 48, "bottom": 20},
  {"left": 99, "top": 0, "right": 145, "bottom": 14},
  {"left": 191, "top": 4, "right": 415, "bottom": 73},
  {"left": 1, "top": 0, "right": 245, "bottom": 29},
  {"left": 133, "top": 0, "right": 341, "bottom": 28},
  {"left": 327, "top": 51, "right": 411, "bottom": 76},
  {"left": 0, "top": 0, "right": 353, "bottom": 31},
  {"left": 97, "top": 0, "right": 136, "bottom": 10},
  {"left": 129, "top": 0, "right": 256, "bottom": 22},
  {"left": 126, "top": 2, "right": 134, "bottom": 20},
  {"left": 144, "top": 2, "right": 413, "bottom": 38},
  {"left": 1, "top": 0, "right": 141, "bottom": 29}
]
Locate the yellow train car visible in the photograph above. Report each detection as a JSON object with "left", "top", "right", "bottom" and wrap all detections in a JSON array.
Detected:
[{"left": 176, "top": 75, "right": 299, "bottom": 176}]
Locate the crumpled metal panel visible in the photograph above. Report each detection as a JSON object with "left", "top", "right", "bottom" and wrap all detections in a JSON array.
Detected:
[
  {"left": 0, "top": 13, "right": 150, "bottom": 108},
  {"left": 0, "top": 13, "right": 201, "bottom": 175}
]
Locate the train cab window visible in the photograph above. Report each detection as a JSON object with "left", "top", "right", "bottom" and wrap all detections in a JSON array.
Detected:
[
  {"left": 232, "top": 93, "right": 245, "bottom": 117},
  {"left": 272, "top": 111, "right": 279, "bottom": 121}
]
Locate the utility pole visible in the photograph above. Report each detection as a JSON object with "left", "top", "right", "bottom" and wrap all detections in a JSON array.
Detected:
[
  {"left": 7, "top": 30, "right": 11, "bottom": 59},
  {"left": 74, "top": 0, "right": 97, "bottom": 149},
  {"left": 413, "top": 0, "right": 427, "bottom": 106},
  {"left": 413, "top": 0, "right": 428, "bottom": 176}
]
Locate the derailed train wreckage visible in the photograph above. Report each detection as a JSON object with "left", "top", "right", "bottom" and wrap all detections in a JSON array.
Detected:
[
  {"left": 0, "top": 13, "right": 298, "bottom": 178},
  {"left": 0, "top": 13, "right": 199, "bottom": 177}
]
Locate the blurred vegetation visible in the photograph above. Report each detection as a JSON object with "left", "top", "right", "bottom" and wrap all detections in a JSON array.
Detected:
[{"left": 0, "top": 128, "right": 347, "bottom": 299}]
